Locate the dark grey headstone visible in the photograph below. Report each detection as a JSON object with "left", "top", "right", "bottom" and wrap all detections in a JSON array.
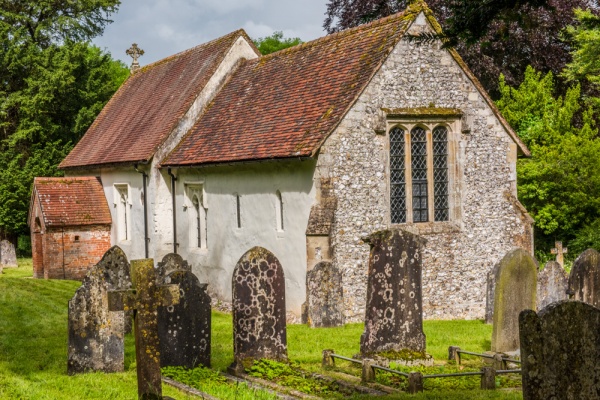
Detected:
[
  {"left": 230, "top": 247, "right": 287, "bottom": 369},
  {"left": 568, "top": 249, "right": 600, "bottom": 308},
  {"left": 485, "top": 269, "right": 495, "bottom": 324},
  {"left": 156, "top": 253, "right": 191, "bottom": 280},
  {"left": 305, "top": 262, "right": 344, "bottom": 328},
  {"left": 537, "top": 261, "right": 568, "bottom": 310},
  {"left": 360, "top": 229, "right": 427, "bottom": 357},
  {"left": 520, "top": 301, "right": 600, "bottom": 400},
  {"left": 67, "top": 246, "right": 132, "bottom": 374},
  {"left": 158, "top": 267, "right": 211, "bottom": 368},
  {"left": 0, "top": 240, "right": 17, "bottom": 268},
  {"left": 491, "top": 248, "right": 537, "bottom": 353}
]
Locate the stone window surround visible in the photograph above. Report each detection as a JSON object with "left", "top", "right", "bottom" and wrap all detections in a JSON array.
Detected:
[
  {"left": 384, "top": 109, "right": 463, "bottom": 235},
  {"left": 184, "top": 182, "right": 208, "bottom": 251},
  {"left": 113, "top": 183, "right": 132, "bottom": 242}
]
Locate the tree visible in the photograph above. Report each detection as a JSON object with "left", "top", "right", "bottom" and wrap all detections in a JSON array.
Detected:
[
  {"left": 253, "top": 31, "right": 303, "bottom": 55},
  {"left": 323, "top": 0, "right": 599, "bottom": 97}
]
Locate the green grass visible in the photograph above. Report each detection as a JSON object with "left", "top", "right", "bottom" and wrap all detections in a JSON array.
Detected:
[{"left": 1, "top": 259, "right": 522, "bottom": 399}]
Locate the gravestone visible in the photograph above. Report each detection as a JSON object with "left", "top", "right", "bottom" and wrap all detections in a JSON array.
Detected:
[
  {"left": 536, "top": 261, "right": 568, "bottom": 310},
  {"left": 229, "top": 247, "right": 287, "bottom": 372},
  {"left": 156, "top": 253, "right": 191, "bottom": 279},
  {"left": 360, "top": 229, "right": 427, "bottom": 357},
  {"left": 108, "top": 258, "right": 180, "bottom": 400},
  {"left": 67, "top": 246, "right": 132, "bottom": 374},
  {"left": 491, "top": 248, "right": 537, "bottom": 353},
  {"left": 0, "top": 240, "right": 17, "bottom": 268},
  {"left": 157, "top": 254, "right": 211, "bottom": 368},
  {"left": 520, "top": 301, "right": 600, "bottom": 400},
  {"left": 484, "top": 269, "right": 495, "bottom": 324},
  {"left": 305, "top": 261, "right": 344, "bottom": 328},
  {"left": 568, "top": 248, "right": 600, "bottom": 308}
]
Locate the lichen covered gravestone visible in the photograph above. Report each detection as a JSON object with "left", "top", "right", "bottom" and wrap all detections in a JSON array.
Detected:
[
  {"left": 67, "top": 246, "right": 132, "bottom": 374},
  {"left": 568, "top": 248, "right": 600, "bottom": 308},
  {"left": 156, "top": 253, "right": 191, "bottom": 278},
  {"left": 491, "top": 248, "right": 537, "bottom": 353},
  {"left": 157, "top": 254, "right": 211, "bottom": 368},
  {"left": 229, "top": 247, "right": 287, "bottom": 373},
  {"left": 536, "top": 261, "right": 568, "bottom": 310},
  {"left": 305, "top": 261, "right": 344, "bottom": 327},
  {"left": 0, "top": 240, "right": 17, "bottom": 268},
  {"left": 360, "top": 229, "right": 427, "bottom": 358},
  {"left": 520, "top": 301, "right": 600, "bottom": 400}
]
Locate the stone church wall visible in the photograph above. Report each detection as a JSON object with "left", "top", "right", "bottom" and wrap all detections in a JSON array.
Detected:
[{"left": 315, "top": 13, "right": 532, "bottom": 321}]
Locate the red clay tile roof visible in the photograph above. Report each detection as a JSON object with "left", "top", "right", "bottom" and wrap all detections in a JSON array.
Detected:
[
  {"left": 60, "top": 30, "right": 256, "bottom": 170},
  {"left": 32, "top": 177, "right": 111, "bottom": 227}
]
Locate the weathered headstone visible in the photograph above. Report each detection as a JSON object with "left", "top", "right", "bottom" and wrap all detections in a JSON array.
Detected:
[
  {"left": 568, "top": 248, "right": 600, "bottom": 308},
  {"left": 484, "top": 269, "right": 495, "bottom": 324},
  {"left": 491, "top": 248, "right": 537, "bottom": 353},
  {"left": 108, "top": 258, "right": 180, "bottom": 400},
  {"left": 520, "top": 301, "right": 600, "bottom": 400},
  {"left": 157, "top": 254, "right": 211, "bottom": 368},
  {"left": 536, "top": 261, "right": 568, "bottom": 310},
  {"left": 229, "top": 247, "right": 287, "bottom": 373},
  {"left": 156, "top": 253, "right": 191, "bottom": 279},
  {"left": 305, "top": 261, "right": 344, "bottom": 328},
  {"left": 0, "top": 240, "right": 17, "bottom": 268},
  {"left": 550, "top": 241, "right": 568, "bottom": 268},
  {"left": 360, "top": 229, "right": 427, "bottom": 357},
  {"left": 67, "top": 246, "right": 132, "bottom": 374}
]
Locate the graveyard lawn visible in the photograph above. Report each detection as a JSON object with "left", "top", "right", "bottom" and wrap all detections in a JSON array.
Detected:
[{"left": 2, "top": 260, "right": 522, "bottom": 400}]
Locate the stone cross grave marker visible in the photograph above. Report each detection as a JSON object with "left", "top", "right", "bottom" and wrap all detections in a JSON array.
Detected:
[
  {"left": 108, "top": 259, "right": 180, "bottom": 400},
  {"left": 126, "top": 43, "right": 144, "bottom": 72},
  {"left": 157, "top": 253, "right": 211, "bottom": 368},
  {"left": 536, "top": 261, "right": 568, "bottom": 310},
  {"left": 550, "top": 241, "right": 568, "bottom": 268},
  {"left": 305, "top": 261, "right": 344, "bottom": 328},
  {"left": 520, "top": 301, "right": 600, "bottom": 400},
  {"left": 68, "top": 246, "right": 131, "bottom": 374},
  {"left": 229, "top": 247, "right": 287, "bottom": 374},
  {"left": 360, "top": 229, "right": 427, "bottom": 357},
  {"left": 568, "top": 248, "right": 600, "bottom": 308},
  {"left": 0, "top": 239, "right": 17, "bottom": 268},
  {"left": 491, "top": 248, "right": 537, "bottom": 354}
]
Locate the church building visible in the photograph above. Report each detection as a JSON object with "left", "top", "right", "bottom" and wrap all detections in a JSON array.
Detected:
[{"left": 54, "top": 2, "right": 533, "bottom": 321}]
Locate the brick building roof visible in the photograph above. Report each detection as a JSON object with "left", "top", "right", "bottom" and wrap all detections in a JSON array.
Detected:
[
  {"left": 60, "top": 30, "right": 255, "bottom": 170},
  {"left": 31, "top": 177, "right": 111, "bottom": 227}
]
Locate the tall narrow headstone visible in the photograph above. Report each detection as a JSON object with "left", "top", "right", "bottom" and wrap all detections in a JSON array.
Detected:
[
  {"left": 484, "top": 269, "right": 495, "bottom": 324},
  {"left": 67, "top": 246, "right": 132, "bottom": 374},
  {"left": 229, "top": 247, "right": 287, "bottom": 372},
  {"left": 520, "top": 301, "right": 600, "bottom": 400},
  {"left": 305, "top": 261, "right": 344, "bottom": 327},
  {"left": 0, "top": 240, "right": 17, "bottom": 268},
  {"left": 157, "top": 253, "right": 211, "bottom": 368},
  {"left": 360, "top": 229, "right": 427, "bottom": 357},
  {"left": 568, "top": 249, "right": 600, "bottom": 308},
  {"left": 491, "top": 248, "right": 537, "bottom": 353},
  {"left": 536, "top": 261, "right": 568, "bottom": 310}
]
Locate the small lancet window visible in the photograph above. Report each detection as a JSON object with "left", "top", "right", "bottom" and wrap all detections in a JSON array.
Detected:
[
  {"left": 433, "top": 126, "right": 449, "bottom": 221},
  {"left": 236, "top": 194, "right": 241, "bottom": 228},
  {"left": 389, "top": 127, "right": 406, "bottom": 223},
  {"left": 275, "top": 190, "right": 284, "bottom": 231},
  {"left": 411, "top": 127, "right": 428, "bottom": 222},
  {"left": 192, "top": 195, "right": 201, "bottom": 248}
]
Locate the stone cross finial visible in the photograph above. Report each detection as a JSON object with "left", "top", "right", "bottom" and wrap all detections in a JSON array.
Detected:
[
  {"left": 551, "top": 241, "right": 568, "bottom": 267},
  {"left": 126, "top": 43, "right": 145, "bottom": 73},
  {"left": 108, "top": 259, "right": 180, "bottom": 400}
]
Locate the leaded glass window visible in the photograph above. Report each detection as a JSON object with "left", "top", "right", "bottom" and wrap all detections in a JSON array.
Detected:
[
  {"left": 389, "top": 127, "right": 406, "bottom": 223},
  {"left": 411, "top": 127, "right": 428, "bottom": 222},
  {"left": 433, "top": 126, "right": 449, "bottom": 221}
]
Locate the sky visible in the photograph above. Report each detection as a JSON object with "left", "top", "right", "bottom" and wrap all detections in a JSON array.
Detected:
[{"left": 93, "top": 0, "right": 329, "bottom": 66}]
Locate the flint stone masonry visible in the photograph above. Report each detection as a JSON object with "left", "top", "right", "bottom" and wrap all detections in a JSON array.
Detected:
[
  {"left": 491, "top": 248, "right": 537, "bottom": 353},
  {"left": 157, "top": 254, "right": 211, "bottom": 368},
  {"left": 230, "top": 247, "right": 287, "bottom": 369},
  {"left": 520, "top": 301, "right": 600, "bottom": 400},
  {"left": 360, "top": 229, "right": 426, "bottom": 356},
  {"left": 536, "top": 261, "right": 568, "bottom": 310},
  {"left": 304, "top": 261, "right": 344, "bottom": 327},
  {"left": 313, "top": 12, "right": 533, "bottom": 322},
  {"left": 568, "top": 248, "right": 600, "bottom": 308},
  {"left": 67, "top": 246, "right": 131, "bottom": 374},
  {"left": 0, "top": 240, "right": 17, "bottom": 268}
]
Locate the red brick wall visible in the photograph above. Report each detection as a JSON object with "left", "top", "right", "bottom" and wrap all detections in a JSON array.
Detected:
[
  {"left": 42, "top": 225, "right": 111, "bottom": 280},
  {"left": 32, "top": 232, "right": 44, "bottom": 279}
]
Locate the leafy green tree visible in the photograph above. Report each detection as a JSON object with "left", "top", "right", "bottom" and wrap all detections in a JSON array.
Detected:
[
  {"left": 253, "top": 31, "right": 302, "bottom": 55},
  {"left": 497, "top": 66, "right": 600, "bottom": 255}
]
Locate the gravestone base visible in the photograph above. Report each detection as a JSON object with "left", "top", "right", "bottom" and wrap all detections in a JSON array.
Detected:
[{"left": 355, "top": 352, "right": 434, "bottom": 368}]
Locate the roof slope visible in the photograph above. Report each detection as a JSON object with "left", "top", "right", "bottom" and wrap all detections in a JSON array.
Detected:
[
  {"left": 60, "top": 30, "right": 254, "bottom": 170},
  {"left": 32, "top": 177, "right": 111, "bottom": 227},
  {"left": 162, "top": 9, "right": 417, "bottom": 166}
]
